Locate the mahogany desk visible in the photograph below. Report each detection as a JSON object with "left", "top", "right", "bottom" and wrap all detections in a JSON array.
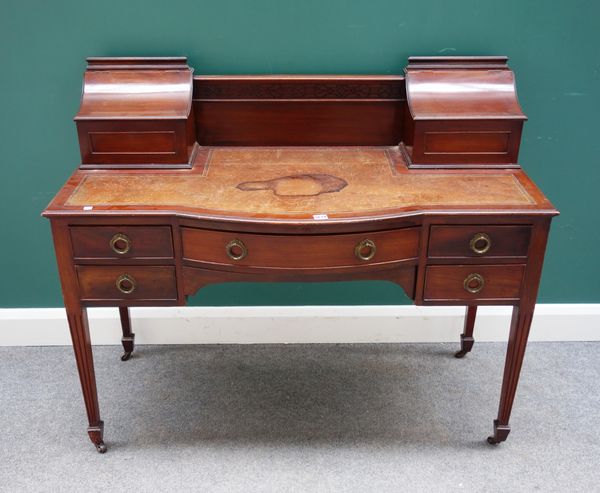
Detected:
[{"left": 43, "top": 56, "right": 558, "bottom": 453}]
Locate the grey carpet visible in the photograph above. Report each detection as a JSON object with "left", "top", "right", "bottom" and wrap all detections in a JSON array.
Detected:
[{"left": 1, "top": 342, "right": 599, "bottom": 492}]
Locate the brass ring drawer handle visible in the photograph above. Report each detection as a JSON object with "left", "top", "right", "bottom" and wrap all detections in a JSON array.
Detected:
[
  {"left": 116, "top": 274, "right": 136, "bottom": 294},
  {"left": 469, "top": 232, "right": 491, "bottom": 255},
  {"left": 463, "top": 273, "right": 485, "bottom": 294},
  {"left": 355, "top": 239, "right": 376, "bottom": 261},
  {"left": 110, "top": 233, "right": 132, "bottom": 255},
  {"left": 226, "top": 239, "right": 248, "bottom": 261}
]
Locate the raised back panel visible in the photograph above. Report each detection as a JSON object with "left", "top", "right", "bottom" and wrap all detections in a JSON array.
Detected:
[{"left": 193, "top": 76, "right": 405, "bottom": 146}]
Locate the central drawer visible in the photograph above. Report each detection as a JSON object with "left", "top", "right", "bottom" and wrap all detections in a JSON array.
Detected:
[{"left": 182, "top": 227, "right": 420, "bottom": 269}]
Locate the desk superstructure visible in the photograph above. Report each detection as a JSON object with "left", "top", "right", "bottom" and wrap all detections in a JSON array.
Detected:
[{"left": 43, "top": 56, "right": 557, "bottom": 453}]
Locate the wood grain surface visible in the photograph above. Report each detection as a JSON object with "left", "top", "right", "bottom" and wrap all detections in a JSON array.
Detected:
[
  {"left": 423, "top": 264, "right": 525, "bottom": 302},
  {"left": 181, "top": 226, "right": 419, "bottom": 269},
  {"left": 76, "top": 265, "right": 177, "bottom": 301},
  {"left": 70, "top": 226, "right": 174, "bottom": 259},
  {"left": 43, "top": 59, "right": 559, "bottom": 450}
]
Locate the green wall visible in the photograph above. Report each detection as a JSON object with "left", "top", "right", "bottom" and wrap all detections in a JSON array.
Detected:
[{"left": 1, "top": 0, "right": 598, "bottom": 307}]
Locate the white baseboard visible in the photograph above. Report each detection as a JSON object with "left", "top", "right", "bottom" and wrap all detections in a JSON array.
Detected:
[{"left": 0, "top": 304, "right": 598, "bottom": 346}]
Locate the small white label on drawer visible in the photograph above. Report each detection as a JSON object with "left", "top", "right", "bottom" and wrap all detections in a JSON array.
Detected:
[
  {"left": 83, "top": 205, "right": 93, "bottom": 211},
  {"left": 313, "top": 214, "right": 328, "bottom": 220}
]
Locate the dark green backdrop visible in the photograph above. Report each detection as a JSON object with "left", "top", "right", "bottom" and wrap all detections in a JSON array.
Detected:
[{"left": 1, "top": 0, "right": 598, "bottom": 307}]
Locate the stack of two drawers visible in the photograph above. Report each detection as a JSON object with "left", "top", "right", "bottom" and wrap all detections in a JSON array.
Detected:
[
  {"left": 422, "top": 225, "right": 532, "bottom": 304},
  {"left": 70, "top": 226, "right": 178, "bottom": 304}
]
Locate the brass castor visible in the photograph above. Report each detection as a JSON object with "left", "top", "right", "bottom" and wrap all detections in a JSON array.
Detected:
[
  {"left": 454, "top": 349, "right": 468, "bottom": 358},
  {"left": 121, "top": 352, "right": 132, "bottom": 361},
  {"left": 95, "top": 442, "right": 107, "bottom": 453},
  {"left": 487, "top": 420, "right": 510, "bottom": 445}
]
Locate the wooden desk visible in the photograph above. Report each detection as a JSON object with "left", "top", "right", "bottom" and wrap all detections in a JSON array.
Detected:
[{"left": 43, "top": 56, "right": 557, "bottom": 453}]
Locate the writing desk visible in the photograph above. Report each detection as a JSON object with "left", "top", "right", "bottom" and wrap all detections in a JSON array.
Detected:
[{"left": 43, "top": 56, "right": 558, "bottom": 452}]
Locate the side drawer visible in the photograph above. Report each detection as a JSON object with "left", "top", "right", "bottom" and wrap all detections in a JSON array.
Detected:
[
  {"left": 76, "top": 266, "right": 177, "bottom": 301},
  {"left": 181, "top": 227, "right": 420, "bottom": 269},
  {"left": 428, "top": 225, "right": 531, "bottom": 258},
  {"left": 423, "top": 264, "right": 525, "bottom": 302},
  {"left": 70, "top": 226, "right": 174, "bottom": 259}
]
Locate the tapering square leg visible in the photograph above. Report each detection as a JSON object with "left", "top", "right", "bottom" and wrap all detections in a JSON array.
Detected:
[
  {"left": 455, "top": 305, "right": 477, "bottom": 358},
  {"left": 487, "top": 301, "right": 535, "bottom": 445},
  {"left": 487, "top": 220, "right": 550, "bottom": 445},
  {"left": 119, "top": 306, "right": 135, "bottom": 361},
  {"left": 66, "top": 302, "right": 106, "bottom": 453}
]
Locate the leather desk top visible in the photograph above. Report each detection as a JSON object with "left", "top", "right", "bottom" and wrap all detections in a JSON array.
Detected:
[{"left": 46, "top": 146, "right": 556, "bottom": 221}]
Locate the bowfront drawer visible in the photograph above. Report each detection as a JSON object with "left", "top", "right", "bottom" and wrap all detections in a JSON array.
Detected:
[
  {"left": 182, "top": 227, "right": 419, "bottom": 269},
  {"left": 70, "top": 226, "right": 173, "bottom": 259},
  {"left": 423, "top": 264, "right": 525, "bottom": 302},
  {"left": 76, "top": 266, "right": 177, "bottom": 301},
  {"left": 428, "top": 225, "right": 531, "bottom": 259}
]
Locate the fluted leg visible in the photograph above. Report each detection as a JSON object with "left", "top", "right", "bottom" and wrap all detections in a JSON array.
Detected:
[
  {"left": 487, "top": 220, "right": 550, "bottom": 445},
  {"left": 487, "top": 300, "right": 535, "bottom": 444},
  {"left": 66, "top": 302, "right": 106, "bottom": 453},
  {"left": 119, "top": 306, "right": 135, "bottom": 361}
]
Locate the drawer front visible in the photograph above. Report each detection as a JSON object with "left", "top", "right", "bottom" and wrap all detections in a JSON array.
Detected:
[
  {"left": 70, "top": 226, "right": 173, "bottom": 259},
  {"left": 182, "top": 227, "right": 419, "bottom": 269},
  {"left": 423, "top": 264, "right": 525, "bottom": 301},
  {"left": 428, "top": 225, "right": 531, "bottom": 258},
  {"left": 76, "top": 266, "right": 177, "bottom": 301}
]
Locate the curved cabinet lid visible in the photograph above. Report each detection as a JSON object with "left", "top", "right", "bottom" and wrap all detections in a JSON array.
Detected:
[
  {"left": 405, "top": 56, "right": 527, "bottom": 121},
  {"left": 75, "top": 57, "right": 193, "bottom": 121}
]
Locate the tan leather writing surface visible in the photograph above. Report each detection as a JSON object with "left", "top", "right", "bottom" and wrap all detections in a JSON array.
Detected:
[{"left": 66, "top": 147, "right": 534, "bottom": 215}]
